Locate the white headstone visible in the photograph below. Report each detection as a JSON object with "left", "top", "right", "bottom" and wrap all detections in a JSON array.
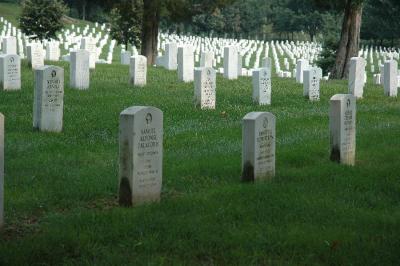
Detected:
[
  {"left": 0, "top": 54, "right": 20, "bottom": 91},
  {"left": 2, "top": 36, "right": 16, "bottom": 54},
  {"left": 303, "top": 67, "right": 320, "bottom": 101},
  {"left": 27, "top": 43, "right": 44, "bottom": 69},
  {"left": 121, "top": 51, "right": 131, "bottom": 65},
  {"left": 383, "top": 60, "right": 398, "bottom": 97},
  {"left": 165, "top": 43, "right": 178, "bottom": 70},
  {"left": 119, "top": 106, "right": 163, "bottom": 206},
  {"left": 80, "top": 37, "right": 97, "bottom": 69},
  {"left": 252, "top": 67, "right": 271, "bottom": 105},
  {"left": 178, "top": 46, "right": 194, "bottom": 82},
  {"left": 242, "top": 112, "right": 275, "bottom": 181},
  {"left": 296, "top": 59, "right": 309, "bottom": 83},
  {"left": 200, "top": 51, "right": 214, "bottom": 68},
  {"left": 329, "top": 94, "right": 356, "bottom": 165},
  {"left": 223, "top": 46, "right": 238, "bottom": 79},
  {"left": 194, "top": 67, "right": 216, "bottom": 109},
  {"left": 33, "top": 66, "right": 64, "bottom": 132},
  {"left": 70, "top": 49, "right": 90, "bottom": 90},
  {"left": 348, "top": 57, "right": 366, "bottom": 98},
  {"left": 129, "top": 55, "right": 147, "bottom": 87}
]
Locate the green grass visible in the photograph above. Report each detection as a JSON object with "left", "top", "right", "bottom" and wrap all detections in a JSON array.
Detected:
[
  {"left": 0, "top": 2, "right": 21, "bottom": 25},
  {"left": 0, "top": 59, "right": 399, "bottom": 265}
]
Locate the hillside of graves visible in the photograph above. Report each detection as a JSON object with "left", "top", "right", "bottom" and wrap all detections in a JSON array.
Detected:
[{"left": 0, "top": 5, "right": 400, "bottom": 265}]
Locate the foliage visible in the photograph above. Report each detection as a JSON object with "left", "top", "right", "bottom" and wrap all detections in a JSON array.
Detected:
[
  {"left": 108, "top": 0, "right": 143, "bottom": 49},
  {"left": 317, "top": 36, "right": 339, "bottom": 75},
  {"left": 19, "top": 0, "right": 68, "bottom": 41}
]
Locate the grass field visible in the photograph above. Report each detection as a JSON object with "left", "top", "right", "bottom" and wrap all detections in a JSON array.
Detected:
[{"left": 0, "top": 58, "right": 399, "bottom": 265}]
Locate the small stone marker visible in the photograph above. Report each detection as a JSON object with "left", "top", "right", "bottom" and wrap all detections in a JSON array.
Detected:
[
  {"left": 242, "top": 112, "right": 276, "bottom": 181},
  {"left": 0, "top": 54, "right": 20, "bottom": 91},
  {"left": 27, "top": 43, "right": 44, "bottom": 69},
  {"left": 0, "top": 113, "right": 4, "bottom": 228},
  {"left": 303, "top": 67, "right": 320, "bottom": 101},
  {"left": 178, "top": 46, "right": 194, "bottom": 82},
  {"left": 252, "top": 67, "right": 271, "bottom": 105},
  {"left": 329, "top": 94, "right": 356, "bottom": 165},
  {"left": 129, "top": 55, "right": 147, "bottom": 87},
  {"left": 194, "top": 67, "right": 216, "bottom": 109},
  {"left": 70, "top": 49, "right": 90, "bottom": 90},
  {"left": 200, "top": 51, "right": 213, "bottom": 68},
  {"left": 33, "top": 66, "right": 64, "bottom": 132},
  {"left": 165, "top": 43, "right": 178, "bottom": 70},
  {"left": 2, "top": 36, "right": 16, "bottom": 54},
  {"left": 348, "top": 57, "right": 366, "bottom": 98},
  {"left": 296, "top": 59, "right": 309, "bottom": 84},
  {"left": 119, "top": 106, "right": 163, "bottom": 206},
  {"left": 384, "top": 60, "right": 398, "bottom": 97},
  {"left": 120, "top": 51, "right": 131, "bottom": 65},
  {"left": 223, "top": 46, "right": 238, "bottom": 79}
]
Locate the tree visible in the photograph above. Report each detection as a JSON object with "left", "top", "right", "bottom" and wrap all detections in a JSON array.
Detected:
[
  {"left": 141, "top": 0, "right": 237, "bottom": 65},
  {"left": 19, "top": 0, "right": 68, "bottom": 41},
  {"left": 109, "top": 0, "right": 143, "bottom": 49}
]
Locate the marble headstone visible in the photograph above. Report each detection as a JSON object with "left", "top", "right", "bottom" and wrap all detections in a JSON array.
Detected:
[
  {"left": 383, "top": 60, "right": 398, "bottom": 97},
  {"left": 129, "top": 55, "right": 147, "bottom": 87},
  {"left": 70, "top": 49, "right": 90, "bottom": 90},
  {"left": 119, "top": 106, "right": 163, "bottom": 206},
  {"left": 223, "top": 46, "right": 238, "bottom": 80},
  {"left": 252, "top": 67, "right": 271, "bottom": 105},
  {"left": 296, "top": 59, "right": 309, "bottom": 84},
  {"left": 178, "top": 46, "right": 194, "bottom": 82},
  {"left": 0, "top": 54, "right": 20, "bottom": 90},
  {"left": 242, "top": 112, "right": 276, "bottom": 181},
  {"left": 194, "top": 67, "right": 216, "bottom": 109},
  {"left": 348, "top": 57, "right": 366, "bottom": 98},
  {"left": 33, "top": 66, "right": 64, "bottom": 132},
  {"left": 329, "top": 94, "right": 356, "bottom": 165},
  {"left": 27, "top": 43, "right": 44, "bottom": 69},
  {"left": 0, "top": 113, "right": 3, "bottom": 228},
  {"left": 303, "top": 67, "right": 320, "bottom": 101},
  {"left": 165, "top": 43, "right": 178, "bottom": 70}
]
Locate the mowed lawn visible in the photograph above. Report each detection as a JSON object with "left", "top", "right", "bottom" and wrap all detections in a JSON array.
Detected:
[{"left": 0, "top": 60, "right": 399, "bottom": 265}]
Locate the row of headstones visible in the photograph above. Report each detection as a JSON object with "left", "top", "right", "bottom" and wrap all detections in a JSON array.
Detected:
[
  {"left": 0, "top": 93, "right": 356, "bottom": 225},
  {"left": 0, "top": 50, "right": 90, "bottom": 91}
]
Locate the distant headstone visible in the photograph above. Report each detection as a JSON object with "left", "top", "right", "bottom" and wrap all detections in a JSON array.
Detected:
[
  {"left": 33, "top": 66, "right": 64, "bottom": 132},
  {"left": 165, "top": 43, "right": 178, "bottom": 70},
  {"left": 27, "top": 43, "right": 44, "bottom": 69},
  {"left": 121, "top": 51, "right": 131, "bottom": 65},
  {"left": 2, "top": 36, "right": 16, "bottom": 54},
  {"left": 237, "top": 54, "right": 243, "bottom": 76},
  {"left": 80, "top": 37, "right": 97, "bottom": 69},
  {"left": 303, "top": 67, "right": 320, "bottom": 101},
  {"left": 129, "top": 55, "right": 147, "bottom": 87},
  {"left": 0, "top": 54, "right": 20, "bottom": 91},
  {"left": 0, "top": 113, "right": 3, "bottom": 228},
  {"left": 262, "top": 57, "right": 272, "bottom": 68},
  {"left": 45, "top": 42, "right": 60, "bottom": 61},
  {"left": 329, "top": 94, "right": 356, "bottom": 165},
  {"left": 119, "top": 106, "right": 163, "bottom": 206},
  {"left": 383, "top": 60, "right": 398, "bottom": 97},
  {"left": 296, "top": 59, "right": 309, "bottom": 83},
  {"left": 70, "top": 49, "right": 90, "bottom": 90},
  {"left": 200, "top": 51, "right": 214, "bottom": 68},
  {"left": 223, "top": 46, "right": 238, "bottom": 79},
  {"left": 242, "top": 112, "right": 275, "bottom": 181},
  {"left": 348, "top": 57, "right": 366, "bottom": 98},
  {"left": 252, "top": 67, "right": 271, "bottom": 105},
  {"left": 194, "top": 67, "right": 216, "bottom": 109},
  {"left": 178, "top": 46, "right": 194, "bottom": 82}
]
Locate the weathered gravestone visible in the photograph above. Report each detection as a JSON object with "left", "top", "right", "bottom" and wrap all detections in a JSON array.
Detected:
[
  {"left": 0, "top": 113, "right": 3, "bottom": 228},
  {"left": 223, "top": 46, "right": 238, "bottom": 79},
  {"left": 165, "top": 43, "right": 178, "bottom": 70},
  {"left": 119, "top": 106, "right": 163, "bottom": 206},
  {"left": 252, "top": 67, "right": 271, "bottom": 105},
  {"left": 194, "top": 67, "right": 216, "bottom": 109},
  {"left": 384, "top": 60, "right": 398, "bottom": 97},
  {"left": 303, "top": 67, "right": 320, "bottom": 101},
  {"left": 242, "top": 112, "right": 275, "bottom": 181},
  {"left": 200, "top": 51, "right": 214, "bottom": 68},
  {"left": 70, "top": 49, "right": 90, "bottom": 90},
  {"left": 0, "top": 54, "right": 20, "bottom": 91},
  {"left": 348, "top": 57, "right": 366, "bottom": 98},
  {"left": 178, "top": 46, "right": 194, "bottom": 82},
  {"left": 27, "top": 43, "right": 44, "bottom": 70},
  {"left": 329, "top": 94, "right": 356, "bottom": 165},
  {"left": 2, "top": 36, "right": 16, "bottom": 54},
  {"left": 33, "top": 66, "right": 64, "bottom": 132},
  {"left": 129, "top": 55, "right": 147, "bottom": 87},
  {"left": 296, "top": 59, "right": 309, "bottom": 84}
]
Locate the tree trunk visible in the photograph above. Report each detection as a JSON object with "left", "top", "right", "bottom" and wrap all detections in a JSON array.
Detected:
[
  {"left": 141, "top": 0, "right": 160, "bottom": 65},
  {"left": 82, "top": 0, "right": 87, "bottom": 21},
  {"left": 330, "top": 1, "right": 363, "bottom": 79}
]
